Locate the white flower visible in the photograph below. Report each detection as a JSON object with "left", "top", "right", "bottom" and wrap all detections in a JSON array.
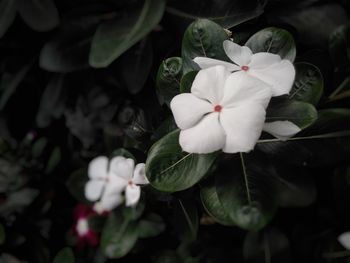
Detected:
[
  {"left": 193, "top": 40, "right": 296, "bottom": 97},
  {"left": 170, "top": 65, "right": 272, "bottom": 154},
  {"left": 338, "top": 232, "right": 350, "bottom": 250},
  {"left": 84, "top": 156, "right": 149, "bottom": 211}
]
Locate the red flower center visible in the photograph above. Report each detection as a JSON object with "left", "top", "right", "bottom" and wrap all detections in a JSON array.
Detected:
[
  {"left": 214, "top": 105, "right": 222, "bottom": 112},
  {"left": 241, "top": 65, "right": 249, "bottom": 71}
]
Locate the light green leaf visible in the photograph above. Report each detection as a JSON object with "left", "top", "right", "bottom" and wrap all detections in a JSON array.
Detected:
[
  {"left": 182, "top": 19, "right": 229, "bottom": 73},
  {"left": 245, "top": 27, "right": 296, "bottom": 62},
  {"left": 53, "top": 247, "right": 75, "bottom": 263},
  {"left": 289, "top": 62, "right": 323, "bottom": 105},
  {"left": 0, "top": 0, "right": 16, "bottom": 38},
  {"left": 145, "top": 130, "right": 218, "bottom": 192},
  {"left": 89, "top": 0, "right": 166, "bottom": 68},
  {"left": 101, "top": 212, "right": 138, "bottom": 259}
]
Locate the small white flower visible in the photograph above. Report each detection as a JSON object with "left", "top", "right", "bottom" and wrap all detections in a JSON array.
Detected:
[
  {"left": 338, "top": 232, "right": 350, "bottom": 250},
  {"left": 84, "top": 156, "right": 149, "bottom": 211},
  {"left": 193, "top": 40, "right": 296, "bottom": 97},
  {"left": 170, "top": 65, "right": 272, "bottom": 154}
]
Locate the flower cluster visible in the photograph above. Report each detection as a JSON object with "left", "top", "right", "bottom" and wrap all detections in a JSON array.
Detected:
[
  {"left": 171, "top": 40, "right": 300, "bottom": 154},
  {"left": 84, "top": 156, "right": 149, "bottom": 213}
]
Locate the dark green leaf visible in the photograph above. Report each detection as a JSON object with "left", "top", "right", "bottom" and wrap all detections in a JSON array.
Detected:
[
  {"left": 151, "top": 117, "right": 177, "bottom": 141},
  {"left": 111, "top": 148, "right": 136, "bottom": 161},
  {"left": 215, "top": 153, "right": 277, "bottom": 231},
  {"left": 0, "top": 0, "right": 16, "bottom": 38},
  {"left": 243, "top": 228, "right": 291, "bottom": 263},
  {"left": 200, "top": 179, "right": 235, "bottom": 226},
  {"left": 101, "top": 212, "right": 138, "bottom": 259},
  {"left": 182, "top": 19, "right": 229, "bottom": 74},
  {"left": 288, "top": 63, "right": 323, "bottom": 105},
  {"left": 0, "top": 188, "right": 39, "bottom": 216},
  {"left": 173, "top": 198, "right": 198, "bottom": 242},
  {"left": 245, "top": 27, "right": 296, "bottom": 62},
  {"left": 266, "top": 99, "right": 318, "bottom": 130},
  {"left": 36, "top": 75, "right": 66, "bottom": 128},
  {"left": 156, "top": 57, "right": 182, "bottom": 106},
  {"left": 17, "top": 0, "right": 59, "bottom": 32},
  {"left": 66, "top": 169, "right": 90, "bottom": 204},
  {"left": 45, "top": 147, "right": 61, "bottom": 174},
  {"left": 145, "top": 130, "right": 218, "bottom": 192},
  {"left": 0, "top": 62, "right": 32, "bottom": 110},
  {"left": 89, "top": 0, "right": 166, "bottom": 68},
  {"left": 31, "top": 138, "right": 48, "bottom": 158},
  {"left": 138, "top": 213, "right": 165, "bottom": 238},
  {"left": 329, "top": 25, "right": 350, "bottom": 69},
  {"left": 180, "top": 71, "right": 197, "bottom": 93},
  {"left": 53, "top": 247, "right": 75, "bottom": 263},
  {"left": 0, "top": 223, "right": 5, "bottom": 245}
]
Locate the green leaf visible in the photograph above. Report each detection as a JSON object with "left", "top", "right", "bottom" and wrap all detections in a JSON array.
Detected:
[
  {"left": 31, "top": 138, "right": 48, "bottom": 158},
  {"left": 138, "top": 213, "right": 165, "bottom": 238},
  {"left": 89, "top": 0, "right": 166, "bottom": 68},
  {"left": 101, "top": 212, "right": 138, "bottom": 259},
  {"left": 288, "top": 62, "right": 323, "bottom": 105},
  {"left": 156, "top": 57, "right": 182, "bottom": 106},
  {"left": 173, "top": 198, "right": 198, "bottom": 242},
  {"left": 36, "top": 75, "right": 66, "bottom": 128},
  {"left": 151, "top": 117, "right": 177, "bottom": 141},
  {"left": 0, "top": 0, "right": 16, "bottom": 38},
  {"left": 215, "top": 153, "right": 277, "bottom": 231},
  {"left": 17, "top": 0, "right": 59, "bottom": 32},
  {"left": 145, "top": 130, "right": 218, "bottom": 192},
  {"left": 53, "top": 247, "right": 75, "bottom": 263},
  {"left": 0, "top": 223, "right": 5, "bottom": 245},
  {"left": 329, "top": 25, "right": 350, "bottom": 68},
  {"left": 111, "top": 148, "right": 136, "bottom": 161},
  {"left": 0, "top": 62, "right": 32, "bottom": 110},
  {"left": 66, "top": 169, "right": 90, "bottom": 204},
  {"left": 200, "top": 179, "right": 235, "bottom": 226},
  {"left": 245, "top": 27, "right": 296, "bottom": 62},
  {"left": 0, "top": 188, "right": 39, "bottom": 216},
  {"left": 266, "top": 99, "right": 318, "bottom": 130},
  {"left": 45, "top": 147, "right": 61, "bottom": 174},
  {"left": 180, "top": 71, "right": 197, "bottom": 93},
  {"left": 182, "top": 19, "right": 229, "bottom": 74},
  {"left": 39, "top": 30, "right": 92, "bottom": 73}
]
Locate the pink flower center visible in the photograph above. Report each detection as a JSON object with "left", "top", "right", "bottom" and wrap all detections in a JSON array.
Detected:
[
  {"left": 214, "top": 105, "right": 222, "bottom": 112},
  {"left": 128, "top": 180, "right": 134, "bottom": 186},
  {"left": 241, "top": 65, "right": 249, "bottom": 71}
]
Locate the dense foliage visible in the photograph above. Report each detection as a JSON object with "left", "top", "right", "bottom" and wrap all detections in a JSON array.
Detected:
[{"left": 0, "top": 0, "right": 350, "bottom": 262}]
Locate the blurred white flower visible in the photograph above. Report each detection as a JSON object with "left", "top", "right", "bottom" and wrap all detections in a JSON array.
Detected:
[
  {"left": 193, "top": 40, "right": 296, "bottom": 97},
  {"left": 170, "top": 65, "right": 272, "bottom": 154},
  {"left": 84, "top": 156, "right": 148, "bottom": 212},
  {"left": 338, "top": 232, "right": 350, "bottom": 250}
]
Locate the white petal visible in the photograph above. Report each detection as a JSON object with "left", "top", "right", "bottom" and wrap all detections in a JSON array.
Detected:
[
  {"left": 338, "top": 232, "right": 350, "bottom": 250},
  {"left": 99, "top": 178, "right": 127, "bottom": 211},
  {"left": 133, "top": 163, "right": 149, "bottom": 185},
  {"left": 100, "top": 192, "right": 124, "bottom": 211},
  {"left": 125, "top": 185, "right": 141, "bottom": 207},
  {"left": 88, "top": 156, "right": 109, "bottom": 179},
  {"left": 193, "top": 57, "right": 240, "bottom": 71},
  {"left": 179, "top": 112, "right": 225, "bottom": 154},
  {"left": 220, "top": 103, "right": 266, "bottom": 153},
  {"left": 221, "top": 71, "right": 272, "bottom": 108},
  {"left": 249, "top": 60, "right": 296, "bottom": 96},
  {"left": 223, "top": 40, "right": 253, "bottom": 66},
  {"left": 109, "top": 156, "right": 134, "bottom": 180},
  {"left": 84, "top": 180, "right": 105, "bottom": 201},
  {"left": 248, "top": 52, "right": 281, "bottom": 69},
  {"left": 263, "top": 121, "right": 301, "bottom": 140},
  {"left": 170, "top": 93, "right": 212, "bottom": 130},
  {"left": 191, "top": 65, "right": 230, "bottom": 105}
]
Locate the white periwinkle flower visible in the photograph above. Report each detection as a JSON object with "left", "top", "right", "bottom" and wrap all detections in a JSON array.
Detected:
[
  {"left": 338, "top": 232, "right": 350, "bottom": 250},
  {"left": 193, "top": 40, "right": 296, "bottom": 97},
  {"left": 84, "top": 156, "right": 149, "bottom": 212},
  {"left": 170, "top": 65, "right": 272, "bottom": 154}
]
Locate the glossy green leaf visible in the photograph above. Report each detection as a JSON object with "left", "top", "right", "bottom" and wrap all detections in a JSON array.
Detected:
[
  {"left": 101, "top": 212, "right": 138, "bottom": 259},
  {"left": 215, "top": 153, "right": 277, "bottom": 231},
  {"left": 145, "top": 130, "right": 218, "bottom": 192},
  {"left": 266, "top": 99, "right": 318, "bottom": 130},
  {"left": 53, "top": 247, "right": 75, "bottom": 263},
  {"left": 200, "top": 179, "right": 235, "bottom": 226},
  {"left": 36, "top": 75, "right": 66, "bottom": 128},
  {"left": 180, "top": 71, "right": 197, "bottom": 93},
  {"left": 89, "top": 0, "right": 166, "bottom": 68},
  {"left": 245, "top": 27, "right": 296, "bottom": 62},
  {"left": 289, "top": 62, "right": 323, "bottom": 105},
  {"left": 17, "top": 0, "right": 59, "bottom": 32},
  {"left": 0, "top": 0, "right": 16, "bottom": 38},
  {"left": 182, "top": 19, "right": 229, "bottom": 74},
  {"left": 138, "top": 213, "right": 165, "bottom": 238},
  {"left": 156, "top": 57, "right": 182, "bottom": 106}
]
